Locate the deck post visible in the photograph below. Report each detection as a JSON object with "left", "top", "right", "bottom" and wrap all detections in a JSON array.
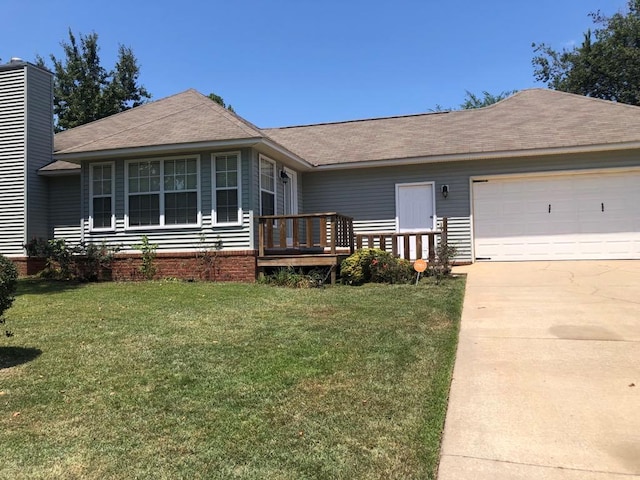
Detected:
[
  {"left": 292, "top": 218, "right": 299, "bottom": 247},
  {"left": 442, "top": 217, "right": 448, "bottom": 244},
  {"left": 306, "top": 218, "right": 313, "bottom": 247},
  {"left": 279, "top": 217, "right": 287, "bottom": 247},
  {"left": 330, "top": 215, "right": 337, "bottom": 254},
  {"left": 428, "top": 234, "right": 436, "bottom": 262},
  {"left": 266, "top": 222, "right": 274, "bottom": 248},
  {"left": 319, "top": 216, "right": 327, "bottom": 248},
  {"left": 416, "top": 234, "right": 423, "bottom": 260},
  {"left": 258, "top": 220, "right": 265, "bottom": 257},
  {"left": 391, "top": 234, "right": 398, "bottom": 257},
  {"left": 349, "top": 218, "right": 355, "bottom": 254}
]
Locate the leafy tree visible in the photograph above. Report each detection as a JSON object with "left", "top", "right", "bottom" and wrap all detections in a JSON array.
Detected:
[
  {"left": 532, "top": 0, "right": 640, "bottom": 105},
  {"left": 37, "top": 29, "right": 150, "bottom": 131},
  {"left": 429, "top": 90, "right": 516, "bottom": 112},
  {"left": 208, "top": 92, "right": 235, "bottom": 113},
  {"left": 459, "top": 90, "right": 517, "bottom": 109}
]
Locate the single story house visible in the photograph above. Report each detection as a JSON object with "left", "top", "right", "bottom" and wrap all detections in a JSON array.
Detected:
[{"left": 2, "top": 59, "right": 639, "bottom": 280}]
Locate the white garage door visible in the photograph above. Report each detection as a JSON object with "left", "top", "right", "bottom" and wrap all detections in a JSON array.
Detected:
[{"left": 473, "top": 171, "right": 640, "bottom": 261}]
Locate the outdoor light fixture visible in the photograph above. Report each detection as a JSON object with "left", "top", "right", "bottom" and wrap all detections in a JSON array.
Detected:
[
  {"left": 441, "top": 184, "right": 449, "bottom": 198},
  {"left": 280, "top": 170, "right": 290, "bottom": 183}
]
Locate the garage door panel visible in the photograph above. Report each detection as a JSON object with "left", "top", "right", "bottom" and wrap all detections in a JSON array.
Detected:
[{"left": 473, "top": 171, "right": 640, "bottom": 261}]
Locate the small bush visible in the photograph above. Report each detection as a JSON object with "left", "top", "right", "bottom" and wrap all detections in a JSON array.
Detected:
[
  {"left": 427, "top": 241, "right": 458, "bottom": 283},
  {"left": 0, "top": 255, "right": 18, "bottom": 336},
  {"left": 133, "top": 235, "right": 158, "bottom": 280},
  {"left": 24, "top": 238, "right": 118, "bottom": 281},
  {"left": 340, "top": 248, "right": 414, "bottom": 285}
]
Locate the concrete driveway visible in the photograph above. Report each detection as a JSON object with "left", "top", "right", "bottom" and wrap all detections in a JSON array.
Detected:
[{"left": 438, "top": 261, "right": 640, "bottom": 479}]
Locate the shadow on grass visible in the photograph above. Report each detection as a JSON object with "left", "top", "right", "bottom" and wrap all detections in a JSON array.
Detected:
[
  {"left": 0, "top": 346, "right": 42, "bottom": 369},
  {"left": 16, "top": 278, "right": 88, "bottom": 296}
]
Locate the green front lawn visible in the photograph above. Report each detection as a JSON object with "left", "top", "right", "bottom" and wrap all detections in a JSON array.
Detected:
[{"left": 0, "top": 278, "right": 464, "bottom": 479}]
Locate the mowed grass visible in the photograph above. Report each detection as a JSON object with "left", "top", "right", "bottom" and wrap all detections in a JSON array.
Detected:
[{"left": 0, "top": 277, "right": 465, "bottom": 480}]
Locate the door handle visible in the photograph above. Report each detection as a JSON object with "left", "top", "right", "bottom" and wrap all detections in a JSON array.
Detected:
[
  {"left": 601, "top": 203, "right": 604, "bottom": 212},
  {"left": 548, "top": 204, "right": 551, "bottom": 213}
]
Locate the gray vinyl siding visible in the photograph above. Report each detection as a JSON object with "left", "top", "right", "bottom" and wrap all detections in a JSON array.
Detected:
[
  {"left": 48, "top": 175, "right": 81, "bottom": 244},
  {"left": 302, "top": 150, "right": 640, "bottom": 262},
  {"left": 249, "top": 149, "right": 304, "bottom": 247},
  {"left": 25, "top": 66, "right": 54, "bottom": 241},
  {"left": 0, "top": 67, "right": 26, "bottom": 256},
  {"left": 80, "top": 149, "right": 254, "bottom": 252},
  {"left": 0, "top": 63, "right": 53, "bottom": 256}
]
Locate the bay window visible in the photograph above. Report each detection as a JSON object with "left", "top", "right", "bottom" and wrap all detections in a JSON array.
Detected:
[{"left": 126, "top": 156, "right": 200, "bottom": 228}]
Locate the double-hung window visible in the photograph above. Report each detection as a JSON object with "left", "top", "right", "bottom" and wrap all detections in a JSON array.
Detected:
[
  {"left": 126, "top": 156, "right": 199, "bottom": 228},
  {"left": 259, "top": 155, "right": 276, "bottom": 216},
  {"left": 90, "top": 162, "right": 115, "bottom": 230},
  {"left": 164, "top": 158, "right": 198, "bottom": 224},
  {"left": 213, "top": 152, "right": 241, "bottom": 225}
]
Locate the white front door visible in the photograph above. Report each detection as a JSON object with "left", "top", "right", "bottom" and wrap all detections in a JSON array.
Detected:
[
  {"left": 396, "top": 182, "right": 436, "bottom": 260},
  {"left": 283, "top": 168, "right": 298, "bottom": 245}
]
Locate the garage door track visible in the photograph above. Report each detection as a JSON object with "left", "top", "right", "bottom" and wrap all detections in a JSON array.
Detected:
[{"left": 438, "top": 261, "right": 640, "bottom": 479}]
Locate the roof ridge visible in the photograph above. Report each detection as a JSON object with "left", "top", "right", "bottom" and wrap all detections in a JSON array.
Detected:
[{"left": 264, "top": 110, "right": 450, "bottom": 131}]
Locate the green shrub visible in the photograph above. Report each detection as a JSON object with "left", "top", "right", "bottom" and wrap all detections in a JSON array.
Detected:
[
  {"left": 260, "top": 267, "right": 315, "bottom": 288},
  {"left": 427, "top": 241, "right": 458, "bottom": 283},
  {"left": 24, "top": 238, "right": 118, "bottom": 281},
  {"left": 133, "top": 235, "right": 158, "bottom": 280},
  {"left": 340, "top": 248, "right": 414, "bottom": 285},
  {"left": 0, "top": 255, "right": 18, "bottom": 336}
]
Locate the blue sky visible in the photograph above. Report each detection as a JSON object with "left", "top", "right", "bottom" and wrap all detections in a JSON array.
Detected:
[{"left": 2, "top": 0, "right": 629, "bottom": 126}]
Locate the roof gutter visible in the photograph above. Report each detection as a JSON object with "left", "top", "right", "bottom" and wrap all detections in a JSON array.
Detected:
[{"left": 312, "top": 141, "right": 640, "bottom": 170}]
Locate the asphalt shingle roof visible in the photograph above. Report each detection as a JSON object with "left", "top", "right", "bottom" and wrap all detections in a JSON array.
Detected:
[
  {"left": 54, "top": 89, "right": 265, "bottom": 154},
  {"left": 52, "top": 88, "right": 640, "bottom": 170},
  {"left": 263, "top": 89, "right": 640, "bottom": 166}
]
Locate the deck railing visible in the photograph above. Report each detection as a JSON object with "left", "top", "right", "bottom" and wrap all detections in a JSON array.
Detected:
[
  {"left": 256, "top": 212, "right": 355, "bottom": 257},
  {"left": 354, "top": 218, "right": 448, "bottom": 262}
]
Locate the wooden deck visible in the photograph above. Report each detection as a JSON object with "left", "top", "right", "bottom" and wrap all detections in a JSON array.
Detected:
[
  {"left": 256, "top": 213, "right": 354, "bottom": 284},
  {"left": 256, "top": 214, "right": 448, "bottom": 284}
]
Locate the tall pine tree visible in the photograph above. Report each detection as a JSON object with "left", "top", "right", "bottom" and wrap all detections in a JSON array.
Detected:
[{"left": 38, "top": 30, "right": 150, "bottom": 131}]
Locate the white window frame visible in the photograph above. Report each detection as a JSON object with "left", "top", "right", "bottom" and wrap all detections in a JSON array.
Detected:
[
  {"left": 212, "top": 151, "right": 243, "bottom": 226},
  {"left": 124, "top": 155, "right": 201, "bottom": 230},
  {"left": 259, "top": 154, "right": 277, "bottom": 216},
  {"left": 89, "top": 162, "right": 116, "bottom": 232}
]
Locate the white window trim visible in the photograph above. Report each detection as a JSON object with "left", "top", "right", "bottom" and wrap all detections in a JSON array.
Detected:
[
  {"left": 259, "top": 154, "right": 277, "bottom": 216},
  {"left": 212, "top": 151, "right": 243, "bottom": 227},
  {"left": 89, "top": 162, "right": 116, "bottom": 232},
  {"left": 124, "top": 155, "right": 202, "bottom": 230}
]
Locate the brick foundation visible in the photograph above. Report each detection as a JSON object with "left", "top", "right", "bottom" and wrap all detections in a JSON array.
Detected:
[
  {"left": 11, "top": 257, "right": 47, "bottom": 277},
  {"left": 110, "top": 250, "right": 257, "bottom": 282}
]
